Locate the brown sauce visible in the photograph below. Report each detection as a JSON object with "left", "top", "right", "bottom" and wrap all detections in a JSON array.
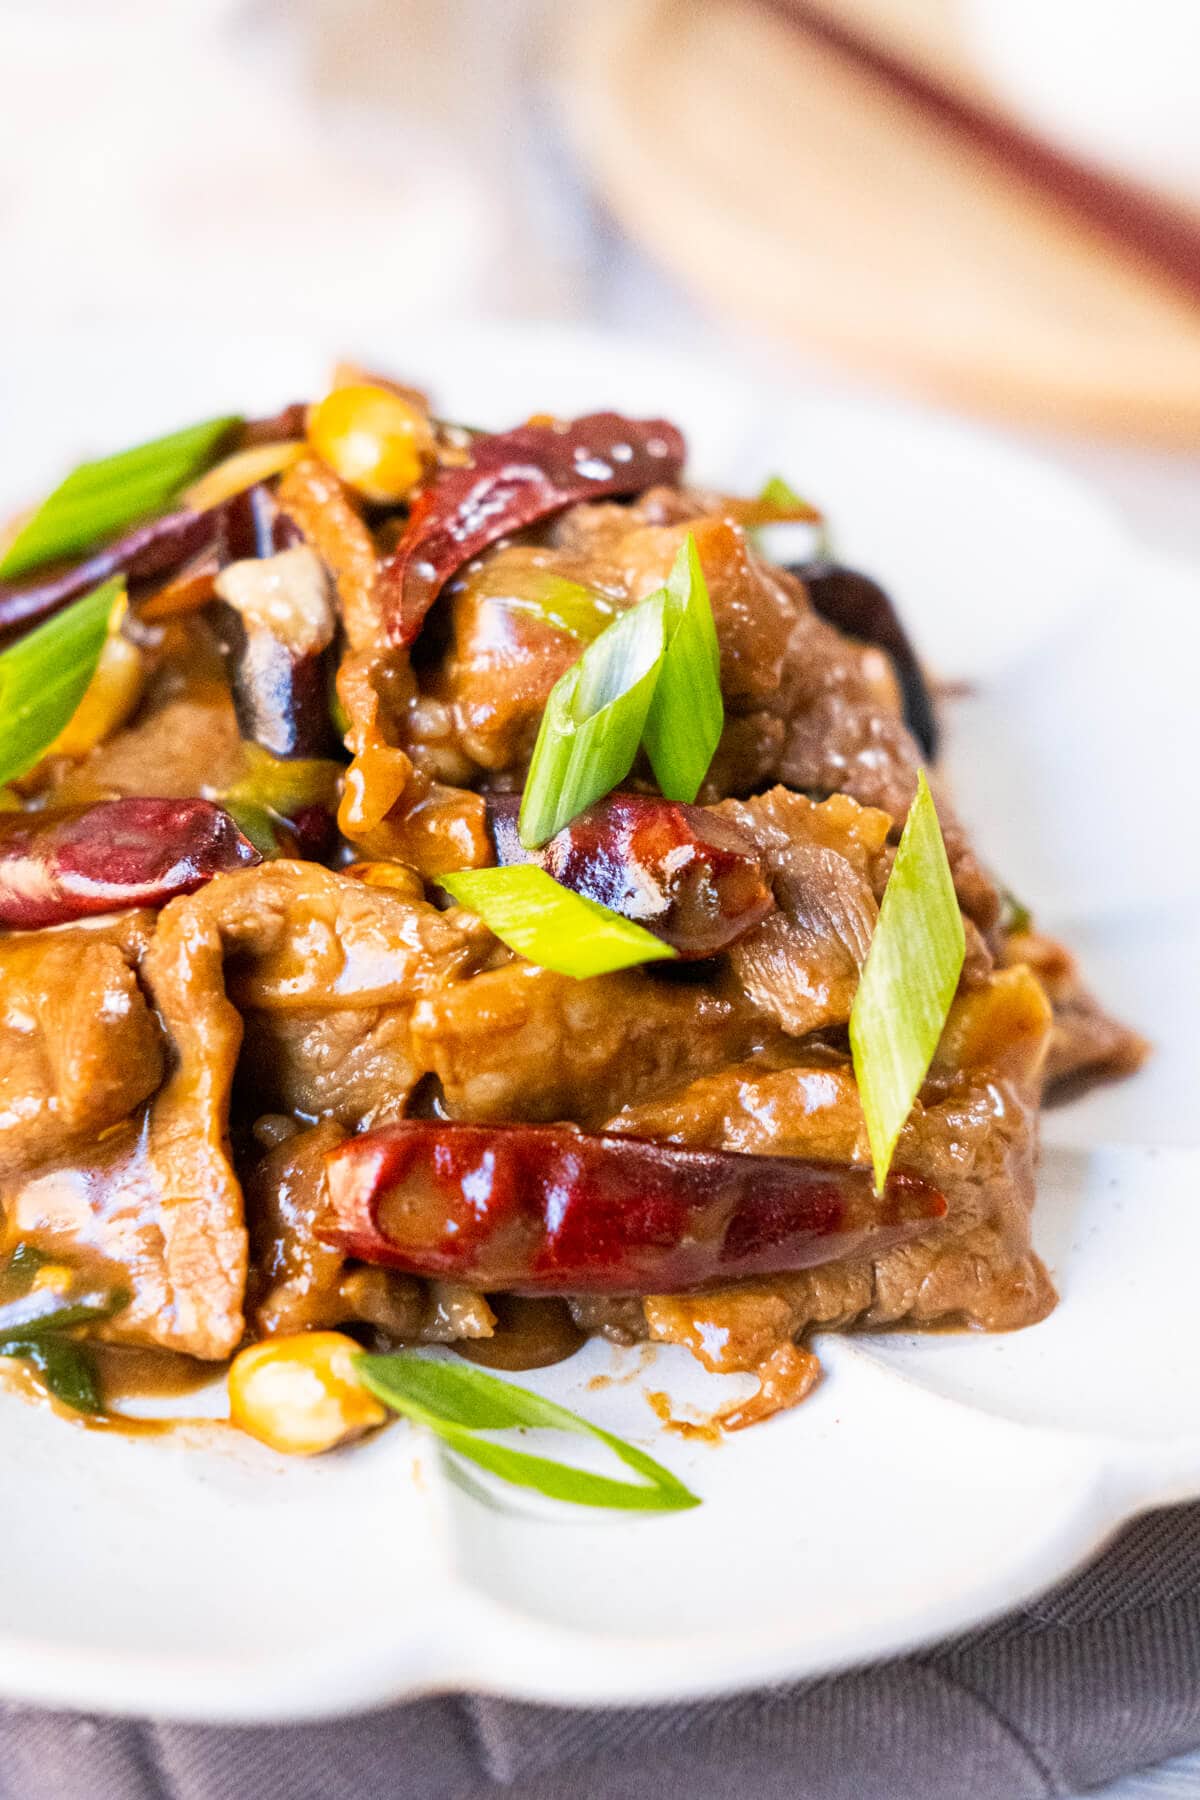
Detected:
[
  {"left": 0, "top": 1353, "right": 180, "bottom": 1435},
  {"left": 92, "top": 1344, "right": 224, "bottom": 1404},
  {"left": 455, "top": 1295, "right": 585, "bottom": 1371},
  {"left": 645, "top": 1390, "right": 723, "bottom": 1443}
]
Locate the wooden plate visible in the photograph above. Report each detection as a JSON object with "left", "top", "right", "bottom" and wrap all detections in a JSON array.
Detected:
[{"left": 553, "top": 0, "right": 1200, "bottom": 441}]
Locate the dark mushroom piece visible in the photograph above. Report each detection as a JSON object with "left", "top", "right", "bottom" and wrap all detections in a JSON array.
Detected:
[
  {"left": 212, "top": 546, "right": 339, "bottom": 759},
  {"left": 790, "top": 559, "right": 939, "bottom": 758}
]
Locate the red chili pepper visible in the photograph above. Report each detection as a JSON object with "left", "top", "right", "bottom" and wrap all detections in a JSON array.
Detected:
[
  {"left": 378, "top": 412, "right": 687, "bottom": 647},
  {"left": 0, "top": 510, "right": 217, "bottom": 642},
  {"left": 0, "top": 486, "right": 304, "bottom": 646},
  {"left": 322, "top": 1121, "right": 946, "bottom": 1295},
  {"left": 488, "top": 791, "right": 775, "bottom": 960},
  {"left": 0, "top": 799, "right": 259, "bottom": 929}
]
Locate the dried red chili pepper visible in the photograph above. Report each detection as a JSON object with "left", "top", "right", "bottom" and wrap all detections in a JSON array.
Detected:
[
  {"left": 0, "top": 509, "right": 217, "bottom": 642},
  {"left": 487, "top": 791, "right": 775, "bottom": 960},
  {"left": 0, "top": 798, "right": 259, "bottom": 929},
  {"left": 0, "top": 483, "right": 305, "bottom": 645},
  {"left": 378, "top": 412, "right": 687, "bottom": 647},
  {"left": 322, "top": 1121, "right": 945, "bottom": 1295}
]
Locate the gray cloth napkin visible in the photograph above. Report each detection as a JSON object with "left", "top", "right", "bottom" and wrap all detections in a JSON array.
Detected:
[{"left": 2, "top": 1501, "right": 1198, "bottom": 1800}]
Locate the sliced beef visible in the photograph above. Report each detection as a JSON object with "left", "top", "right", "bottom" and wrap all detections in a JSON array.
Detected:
[
  {"left": 776, "top": 675, "right": 999, "bottom": 931},
  {"left": 604, "top": 966, "right": 1055, "bottom": 1406},
  {"left": 246, "top": 1119, "right": 350, "bottom": 1335},
  {"left": 240, "top": 1004, "right": 423, "bottom": 1130},
  {"left": 0, "top": 864, "right": 492, "bottom": 1359},
  {"left": 277, "top": 457, "right": 381, "bottom": 654},
  {"left": 1002, "top": 928, "right": 1148, "bottom": 1094},
  {"left": 410, "top": 962, "right": 777, "bottom": 1128},
  {"left": 547, "top": 501, "right": 801, "bottom": 709},
  {"left": 713, "top": 787, "right": 890, "bottom": 1037},
  {"left": 0, "top": 915, "right": 162, "bottom": 1180},
  {"left": 428, "top": 545, "right": 619, "bottom": 774},
  {"left": 50, "top": 622, "right": 244, "bottom": 805},
  {"left": 2, "top": 895, "right": 249, "bottom": 1360},
  {"left": 639, "top": 1070, "right": 1052, "bottom": 1382},
  {"left": 187, "top": 861, "right": 492, "bottom": 1127},
  {"left": 420, "top": 494, "right": 845, "bottom": 789},
  {"left": 609, "top": 1050, "right": 868, "bottom": 1161}
]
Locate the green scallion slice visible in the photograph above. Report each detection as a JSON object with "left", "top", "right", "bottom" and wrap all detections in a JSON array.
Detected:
[
  {"left": 641, "top": 534, "right": 723, "bottom": 803},
  {"left": 518, "top": 593, "right": 666, "bottom": 848},
  {"left": 498, "top": 571, "right": 617, "bottom": 643},
  {"left": 849, "top": 771, "right": 965, "bottom": 1191},
  {"left": 440, "top": 864, "right": 676, "bottom": 979},
  {"left": 759, "top": 473, "right": 810, "bottom": 511},
  {"left": 357, "top": 1354, "right": 699, "bottom": 1513},
  {"left": 0, "top": 576, "right": 123, "bottom": 786},
  {"left": 0, "top": 415, "right": 240, "bottom": 580},
  {"left": 0, "top": 1285, "right": 128, "bottom": 1348},
  {"left": 0, "top": 1337, "right": 103, "bottom": 1414}
]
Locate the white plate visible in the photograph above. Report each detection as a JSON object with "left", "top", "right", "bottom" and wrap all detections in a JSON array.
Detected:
[{"left": 1, "top": 323, "right": 1196, "bottom": 1723}]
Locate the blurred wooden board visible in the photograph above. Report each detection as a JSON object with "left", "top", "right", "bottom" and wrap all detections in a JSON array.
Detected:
[{"left": 554, "top": 0, "right": 1200, "bottom": 442}]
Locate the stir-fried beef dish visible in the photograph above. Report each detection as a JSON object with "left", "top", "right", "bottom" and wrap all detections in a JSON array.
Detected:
[{"left": 0, "top": 375, "right": 1144, "bottom": 1466}]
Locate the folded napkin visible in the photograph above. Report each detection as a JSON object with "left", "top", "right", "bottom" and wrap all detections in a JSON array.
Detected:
[{"left": 2, "top": 1500, "right": 1198, "bottom": 1800}]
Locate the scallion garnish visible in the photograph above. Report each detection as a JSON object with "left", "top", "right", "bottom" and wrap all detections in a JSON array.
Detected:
[
  {"left": 0, "top": 415, "right": 240, "bottom": 580},
  {"left": 499, "top": 571, "right": 617, "bottom": 643},
  {"left": 756, "top": 473, "right": 830, "bottom": 553},
  {"left": 0, "top": 1285, "right": 128, "bottom": 1346},
  {"left": 759, "top": 473, "right": 811, "bottom": 512},
  {"left": 849, "top": 772, "right": 965, "bottom": 1191},
  {"left": 357, "top": 1354, "right": 699, "bottom": 1513},
  {"left": 0, "top": 576, "right": 123, "bottom": 786},
  {"left": 440, "top": 864, "right": 677, "bottom": 978},
  {"left": 999, "top": 887, "right": 1032, "bottom": 936},
  {"left": 518, "top": 594, "right": 666, "bottom": 848},
  {"left": 214, "top": 743, "right": 342, "bottom": 858},
  {"left": 517, "top": 532, "right": 724, "bottom": 847},
  {"left": 641, "top": 535, "right": 723, "bottom": 803},
  {"left": 0, "top": 1278, "right": 126, "bottom": 1415},
  {"left": 0, "top": 1337, "right": 103, "bottom": 1414}
]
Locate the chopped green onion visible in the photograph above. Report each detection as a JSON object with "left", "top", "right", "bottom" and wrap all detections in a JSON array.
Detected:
[
  {"left": 1, "top": 1243, "right": 47, "bottom": 1289},
  {"left": 849, "top": 772, "right": 965, "bottom": 1192},
  {"left": 641, "top": 535, "right": 723, "bottom": 803},
  {"left": 757, "top": 473, "right": 830, "bottom": 554},
  {"left": 440, "top": 865, "right": 677, "bottom": 979},
  {"left": 498, "top": 571, "right": 617, "bottom": 643},
  {"left": 0, "top": 576, "right": 123, "bottom": 786},
  {"left": 0, "top": 1273, "right": 124, "bottom": 1414},
  {"left": 357, "top": 1354, "right": 699, "bottom": 1513},
  {"left": 0, "top": 1337, "right": 103, "bottom": 1414},
  {"left": 0, "top": 415, "right": 240, "bottom": 580},
  {"left": 0, "top": 1285, "right": 128, "bottom": 1348},
  {"left": 518, "top": 533, "right": 724, "bottom": 845},
  {"left": 214, "top": 742, "right": 342, "bottom": 859},
  {"left": 759, "top": 473, "right": 811, "bottom": 512},
  {"left": 220, "top": 798, "right": 280, "bottom": 861},
  {"left": 518, "top": 594, "right": 666, "bottom": 848},
  {"left": 999, "top": 888, "right": 1032, "bottom": 936},
  {"left": 219, "top": 742, "right": 341, "bottom": 817}
]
